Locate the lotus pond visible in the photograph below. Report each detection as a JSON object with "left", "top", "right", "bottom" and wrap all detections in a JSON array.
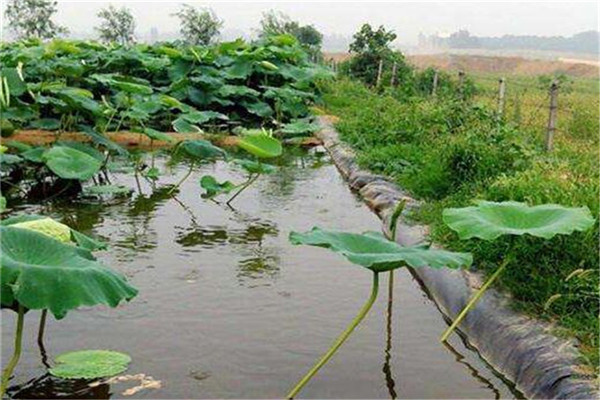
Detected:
[{"left": 1, "top": 146, "right": 523, "bottom": 399}]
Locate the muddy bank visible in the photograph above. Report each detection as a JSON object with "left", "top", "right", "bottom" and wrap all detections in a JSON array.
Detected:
[
  {"left": 315, "top": 115, "right": 598, "bottom": 400},
  {"left": 4, "top": 130, "right": 320, "bottom": 149}
]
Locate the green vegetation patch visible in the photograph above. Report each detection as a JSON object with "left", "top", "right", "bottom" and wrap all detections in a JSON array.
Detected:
[{"left": 324, "top": 76, "right": 599, "bottom": 372}]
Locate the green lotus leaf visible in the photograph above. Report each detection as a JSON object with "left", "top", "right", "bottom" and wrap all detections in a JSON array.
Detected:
[
  {"left": 143, "top": 128, "right": 175, "bottom": 143},
  {"left": 43, "top": 146, "right": 102, "bottom": 180},
  {"left": 21, "top": 147, "right": 46, "bottom": 163},
  {"left": 12, "top": 217, "right": 72, "bottom": 243},
  {"left": 172, "top": 117, "right": 202, "bottom": 134},
  {"left": 1, "top": 214, "right": 107, "bottom": 251},
  {"left": 0, "top": 195, "right": 6, "bottom": 213},
  {"left": 0, "top": 226, "right": 137, "bottom": 318},
  {"left": 200, "top": 175, "right": 238, "bottom": 199},
  {"left": 234, "top": 159, "right": 277, "bottom": 174},
  {"left": 442, "top": 201, "right": 596, "bottom": 241},
  {"left": 144, "top": 167, "right": 160, "bottom": 181},
  {"left": 30, "top": 118, "right": 61, "bottom": 130},
  {"left": 289, "top": 227, "right": 472, "bottom": 273},
  {"left": 181, "top": 110, "right": 228, "bottom": 125},
  {"left": 240, "top": 101, "right": 273, "bottom": 117},
  {"left": 49, "top": 350, "right": 131, "bottom": 379},
  {"left": 237, "top": 133, "right": 282, "bottom": 159},
  {"left": 178, "top": 140, "right": 227, "bottom": 160}
]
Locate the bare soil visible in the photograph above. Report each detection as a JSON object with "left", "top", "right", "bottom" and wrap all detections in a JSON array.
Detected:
[{"left": 324, "top": 52, "right": 599, "bottom": 78}]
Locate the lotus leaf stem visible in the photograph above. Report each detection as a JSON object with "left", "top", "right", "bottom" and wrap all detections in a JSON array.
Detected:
[
  {"left": 168, "top": 161, "right": 195, "bottom": 194},
  {"left": 37, "top": 309, "right": 47, "bottom": 346},
  {"left": 286, "top": 272, "right": 380, "bottom": 399},
  {"left": 226, "top": 174, "right": 259, "bottom": 206},
  {"left": 440, "top": 257, "right": 511, "bottom": 342},
  {"left": 1, "top": 305, "right": 25, "bottom": 397}
]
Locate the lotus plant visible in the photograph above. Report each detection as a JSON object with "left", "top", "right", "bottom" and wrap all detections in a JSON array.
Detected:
[
  {"left": 199, "top": 129, "right": 282, "bottom": 206},
  {"left": 286, "top": 226, "right": 472, "bottom": 398},
  {"left": 0, "top": 216, "right": 138, "bottom": 396},
  {"left": 439, "top": 201, "right": 596, "bottom": 342}
]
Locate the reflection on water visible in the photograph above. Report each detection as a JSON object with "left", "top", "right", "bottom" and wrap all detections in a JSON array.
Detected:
[{"left": 8, "top": 374, "right": 110, "bottom": 400}]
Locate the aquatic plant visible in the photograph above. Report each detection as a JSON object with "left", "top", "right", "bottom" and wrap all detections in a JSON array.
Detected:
[
  {"left": 225, "top": 130, "right": 281, "bottom": 205},
  {"left": 286, "top": 227, "right": 471, "bottom": 398},
  {"left": 169, "top": 139, "right": 227, "bottom": 194},
  {"left": 439, "top": 201, "right": 595, "bottom": 342},
  {"left": 0, "top": 218, "right": 137, "bottom": 396},
  {"left": 49, "top": 350, "right": 132, "bottom": 380}
]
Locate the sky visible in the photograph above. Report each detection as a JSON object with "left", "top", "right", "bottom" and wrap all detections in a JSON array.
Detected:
[{"left": 1, "top": 1, "right": 598, "bottom": 45}]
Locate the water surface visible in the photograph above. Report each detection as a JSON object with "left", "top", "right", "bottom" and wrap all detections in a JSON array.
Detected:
[{"left": 2, "top": 147, "right": 521, "bottom": 399}]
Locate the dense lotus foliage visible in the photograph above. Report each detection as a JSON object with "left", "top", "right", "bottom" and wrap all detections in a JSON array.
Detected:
[{"left": 0, "top": 35, "right": 332, "bottom": 136}]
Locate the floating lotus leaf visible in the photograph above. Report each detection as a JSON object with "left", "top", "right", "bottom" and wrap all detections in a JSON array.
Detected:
[
  {"left": 289, "top": 227, "right": 472, "bottom": 272},
  {"left": 43, "top": 146, "right": 102, "bottom": 180},
  {"left": 237, "top": 133, "right": 282, "bottom": 159},
  {"left": 199, "top": 175, "right": 238, "bottom": 198},
  {"left": 0, "top": 226, "right": 137, "bottom": 318},
  {"left": 234, "top": 159, "right": 277, "bottom": 174},
  {"left": 442, "top": 201, "right": 596, "bottom": 241},
  {"left": 49, "top": 350, "right": 131, "bottom": 379}
]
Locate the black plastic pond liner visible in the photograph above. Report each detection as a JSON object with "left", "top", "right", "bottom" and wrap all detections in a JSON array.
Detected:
[{"left": 315, "top": 116, "right": 598, "bottom": 400}]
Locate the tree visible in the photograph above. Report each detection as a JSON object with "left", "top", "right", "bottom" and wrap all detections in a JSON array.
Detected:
[
  {"left": 345, "top": 24, "right": 406, "bottom": 86},
  {"left": 349, "top": 24, "right": 397, "bottom": 54},
  {"left": 258, "top": 11, "right": 323, "bottom": 58},
  {"left": 95, "top": 5, "right": 136, "bottom": 45},
  {"left": 173, "top": 5, "right": 222, "bottom": 46},
  {"left": 4, "top": 0, "right": 68, "bottom": 40}
]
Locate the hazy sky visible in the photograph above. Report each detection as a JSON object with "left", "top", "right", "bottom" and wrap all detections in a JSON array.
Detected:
[{"left": 1, "top": 1, "right": 599, "bottom": 44}]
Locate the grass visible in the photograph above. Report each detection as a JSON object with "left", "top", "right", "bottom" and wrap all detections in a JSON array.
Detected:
[{"left": 322, "top": 75, "right": 599, "bottom": 373}]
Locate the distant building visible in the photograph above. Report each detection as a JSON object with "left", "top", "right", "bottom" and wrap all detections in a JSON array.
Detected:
[{"left": 150, "top": 27, "right": 158, "bottom": 44}]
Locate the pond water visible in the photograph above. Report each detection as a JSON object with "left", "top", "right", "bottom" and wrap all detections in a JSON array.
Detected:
[{"left": 2, "top": 147, "right": 522, "bottom": 399}]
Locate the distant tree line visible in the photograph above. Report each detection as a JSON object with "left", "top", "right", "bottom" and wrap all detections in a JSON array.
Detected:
[
  {"left": 3, "top": 0, "right": 324, "bottom": 58},
  {"left": 442, "top": 29, "right": 599, "bottom": 54}
]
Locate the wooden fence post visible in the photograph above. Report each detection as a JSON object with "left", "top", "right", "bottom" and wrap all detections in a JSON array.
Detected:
[
  {"left": 431, "top": 69, "right": 439, "bottom": 96},
  {"left": 390, "top": 61, "right": 397, "bottom": 87},
  {"left": 458, "top": 70, "right": 465, "bottom": 99},
  {"left": 545, "top": 80, "right": 559, "bottom": 152},
  {"left": 497, "top": 77, "right": 506, "bottom": 119},
  {"left": 376, "top": 59, "right": 383, "bottom": 87}
]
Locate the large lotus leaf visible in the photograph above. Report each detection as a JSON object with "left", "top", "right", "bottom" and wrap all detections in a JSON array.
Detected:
[
  {"left": 289, "top": 227, "right": 472, "bottom": 273},
  {"left": 237, "top": 133, "right": 282, "bottom": 159},
  {"left": 12, "top": 217, "right": 72, "bottom": 243},
  {"left": 178, "top": 140, "right": 227, "bottom": 160},
  {"left": 199, "top": 175, "right": 238, "bottom": 199},
  {"left": 1, "top": 214, "right": 106, "bottom": 251},
  {"left": 442, "top": 201, "right": 596, "bottom": 241},
  {"left": 43, "top": 146, "right": 102, "bottom": 180},
  {"left": 49, "top": 350, "right": 131, "bottom": 379},
  {"left": 0, "top": 226, "right": 136, "bottom": 318}
]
